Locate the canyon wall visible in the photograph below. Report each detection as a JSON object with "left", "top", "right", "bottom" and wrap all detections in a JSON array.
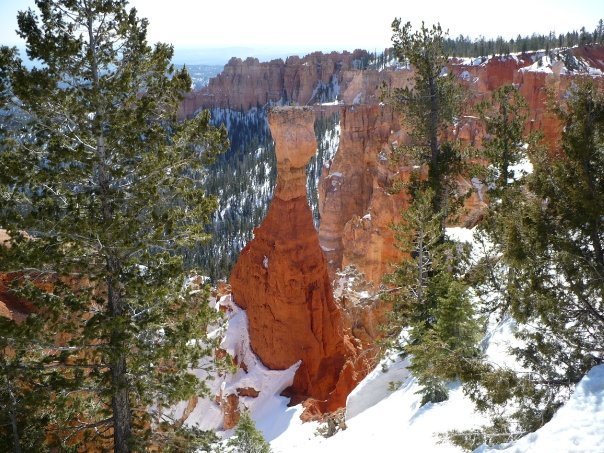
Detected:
[
  {"left": 317, "top": 46, "right": 604, "bottom": 283},
  {"left": 180, "top": 50, "right": 370, "bottom": 116}
]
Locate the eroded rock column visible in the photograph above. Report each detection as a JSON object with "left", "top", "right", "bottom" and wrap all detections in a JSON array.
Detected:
[{"left": 230, "top": 106, "right": 357, "bottom": 414}]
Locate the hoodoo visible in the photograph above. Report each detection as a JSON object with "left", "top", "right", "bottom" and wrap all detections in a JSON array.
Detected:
[{"left": 229, "top": 107, "right": 358, "bottom": 415}]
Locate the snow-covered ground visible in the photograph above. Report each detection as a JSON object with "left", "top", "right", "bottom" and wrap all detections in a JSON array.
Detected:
[
  {"left": 187, "top": 227, "right": 604, "bottom": 453},
  {"left": 476, "top": 365, "right": 604, "bottom": 453}
]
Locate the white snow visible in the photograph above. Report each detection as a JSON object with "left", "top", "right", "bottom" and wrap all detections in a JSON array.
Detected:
[
  {"left": 320, "top": 100, "right": 343, "bottom": 106},
  {"left": 446, "top": 226, "right": 476, "bottom": 244},
  {"left": 476, "top": 365, "right": 604, "bottom": 453},
  {"left": 178, "top": 295, "right": 299, "bottom": 434},
  {"left": 521, "top": 55, "right": 554, "bottom": 74},
  {"left": 186, "top": 226, "right": 604, "bottom": 453},
  {"left": 268, "top": 357, "right": 484, "bottom": 452},
  {"left": 508, "top": 156, "right": 533, "bottom": 182}
]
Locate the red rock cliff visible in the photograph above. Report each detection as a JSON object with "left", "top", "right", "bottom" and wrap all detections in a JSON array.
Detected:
[
  {"left": 318, "top": 47, "right": 604, "bottom": 284},
  {"left": 318, "top": 105, "right": 405, "bottom": 282},
  {"left": 229, "top": 107, "right": 359, "bottom": 414},
  {"left": 181, "top": 50, "right": 369, "bottom": 116}
]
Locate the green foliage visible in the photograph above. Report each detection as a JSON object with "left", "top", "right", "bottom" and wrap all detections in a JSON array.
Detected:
[
  {"left": 446, "top": 416, "right": 515, "bottom": 451},
  {"left": 384, "top": 189, "right": 482, "bottom": 405},
  {"left": 441, "top": 20, "right": 604, "bottom": 58},
  {"left": 468, "top": 85, "right": 534, "bottom": 319},
  {"left": 383, "top": 21, "right": 481, "bottom": 406},
  {"left": 0, "top": 0, "right": 228, "bottom": 450},
  {"left": 388, "top": 19, "right": 464, "bottom": 214},
  {"left": 505, "top": 77, "right": 604, "bottom": 386},
  {"left": 476, "top": 85, "right": 529, "bottom": 189},
  {"left": 452, "top": 79, "right": 604, "bottom": 450},
  {"left": 370, "top": 20, "right": 604, "bottom": 69},
  {"left": 227, "top": 412, "right": 271, "bottom": 453}
]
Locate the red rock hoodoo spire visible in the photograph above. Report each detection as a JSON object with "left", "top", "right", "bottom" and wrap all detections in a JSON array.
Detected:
[{"left": 229, "top": 106, "right": 358, "bottom": 415}]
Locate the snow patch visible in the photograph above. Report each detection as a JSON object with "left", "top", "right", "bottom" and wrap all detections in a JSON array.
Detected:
[
  {"left": 476, "top": 365, "right": 604, "bottom": 453},
  {"left": 178, "top": 295, "right": 299, "bottom": 437}
]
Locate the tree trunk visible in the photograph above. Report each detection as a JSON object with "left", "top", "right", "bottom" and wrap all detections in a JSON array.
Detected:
[
  {"left": 108, "top": 272, "right": 132, "bottom": 453},
  {"left": 6, "top": 379, "right": 22, "bottom": 453},
  {"left": 111, "top": 353, "right": 132, "bottom": 453},
  {"left": 427, "top": 75, "right": 443, "bottom": 217},
  {"left": 428, "top": 76, "right": 439, "bottom": 171}
]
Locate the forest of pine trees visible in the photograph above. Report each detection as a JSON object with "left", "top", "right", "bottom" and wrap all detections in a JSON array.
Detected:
[{"left": 367, "top": 19, "right": 604, "bottom": 69}]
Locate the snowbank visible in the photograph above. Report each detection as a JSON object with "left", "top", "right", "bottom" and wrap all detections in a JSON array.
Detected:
[{"left": 475, "top": 364, "right": 604, "bottom": 453}]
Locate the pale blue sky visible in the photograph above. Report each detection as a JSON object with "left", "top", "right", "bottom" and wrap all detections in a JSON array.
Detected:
[{"left": 1, "top": 0, "right": 601, "bottom": 63}]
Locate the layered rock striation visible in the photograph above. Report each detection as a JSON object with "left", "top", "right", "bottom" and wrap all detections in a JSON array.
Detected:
[
  {"left": 229, "top": 107, "right": 359, "bottom": 414},
  {"left": 318, "top": 105, "right": 405, "bottom": 282},
  {"left": 317, "top": 47, "right": 604, "bottom": 284}
]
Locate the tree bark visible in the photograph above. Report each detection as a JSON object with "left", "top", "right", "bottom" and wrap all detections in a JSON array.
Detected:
[{"left": 7, "top": 379, "right": 22, "bottom": 453}]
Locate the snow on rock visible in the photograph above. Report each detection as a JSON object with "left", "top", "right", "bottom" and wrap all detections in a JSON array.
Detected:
[
  {"left": 475, "top": 364, "right": 604, "bottom": 453},
  {"left": 446, "top": 226, "right": 476, "bottom": 244},
  {"left": 182, "top": 295, "right": 299, "bottom": 433}
]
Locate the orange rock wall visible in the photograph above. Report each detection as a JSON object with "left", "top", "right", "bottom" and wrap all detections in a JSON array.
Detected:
[
  {"left": 318, "top": 47, "right": 604, "bottom": 284},
  {"left": 318, "top": 105, "right": 404, "bottom": 282}
]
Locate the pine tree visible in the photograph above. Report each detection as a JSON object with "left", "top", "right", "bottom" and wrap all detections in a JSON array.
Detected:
[
  {"left": 469, "top": 85, "right": 532, "bottom": 316},
  {"left": 476, "top": 85, "right": 529, "bottom": 190},
  {"left": 384, "top": 21, "right": 479, "bottom": 405},
  {"left": 0, "top": 1, "right": 228, "bottom": 451},
  {"left": 507, "top": 78, "right": 604, "bottom": 391},
  {"left": 385, "top": 189, "right": 481, "bottom": 405},
  {"left": 389, "top": 19, "right": 463, "bottom": 213},
  {"left": 227, "top": 411, "right": 271, "bottom": 453},
  {"left": 451, "top": 79, "right": 604, "bottom": 451}
]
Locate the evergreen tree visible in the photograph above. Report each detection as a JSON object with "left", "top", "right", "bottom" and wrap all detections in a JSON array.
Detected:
[
  {"left": 508, "top": 77, "right": 604, "bottom": 391},
  {"left": 450, "top": 79, "right": 604, "bottom": 451},
  {"left": 0, "top": 1, "right": 228, "bottom": 451},
  {"left": 469, "top": 85, "right": 533, "bottom": 317},
  {"left": 385, "top": 188, "right": 481, "bottom": 405},
  {"left": 227, "top": 412, "right": 271, "bottom": 453},
  {"left": 389, "top": 19, "right": 463, "bottom": 213},
  {"left": 476, "top": 85, "right": 529, "bottom": 189},
  {"left": 383, "top": 21, "right": 480, "bottom": 405}
]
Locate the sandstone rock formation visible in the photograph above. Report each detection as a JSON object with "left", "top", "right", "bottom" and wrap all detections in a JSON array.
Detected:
[
  {"left": 318, "top": 105, "right": 405, "bottom": 282},
  {"left": 180, "top": 50, "right": 370, "bottom": 116},
  {"left": 229, "top": 107, "right": 359, "bottom": 414},
  {"left": 316, "top": 48, "right": 604, "bottom": 285}
]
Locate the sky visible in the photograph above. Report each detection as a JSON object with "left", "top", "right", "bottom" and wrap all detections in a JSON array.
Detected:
[{"left": 0, "top": 0, "right": 601, "bottom": 64}]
